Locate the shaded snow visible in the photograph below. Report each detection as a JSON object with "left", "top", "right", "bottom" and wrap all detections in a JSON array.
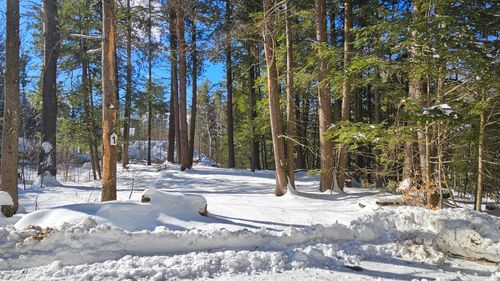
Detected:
[
  {"left": 0, "top": 164, "right": 498, "bottom": 280},
  {"left": 15, "top": 188, "right": 208, "bottom": 231}
]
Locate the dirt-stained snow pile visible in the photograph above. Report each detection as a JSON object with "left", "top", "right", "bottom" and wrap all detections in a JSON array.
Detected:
[{"left": 0, "top": 205, "right": 497, "bottom": 271}]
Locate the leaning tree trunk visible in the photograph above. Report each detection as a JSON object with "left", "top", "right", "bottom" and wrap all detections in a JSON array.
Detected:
[
  {"left": 263, "top": 0, "right": 288, "bottom": 195},
  {"left": 39, "top": 0, "right": 59, "bottom": 177},
  {"left": 176, "top": 0, "right": 190, "bottom": 171},
  {"left": 188, "top": 18, "right": 198, "bottom": 169},
  {"left": 101, "top": 0, "right": 118, "bottom": 201},
  {"left": 337, "top": 0, "right": 352, "bottom": 192},
  {"left": 285, "top": 0, "right": 295, "bottom": 188},
  {"left": 226, "top": 0, "right": 236, "bottom": 168},
  {"left": 122, "top": 0, "right": 133, "bottom": 168},
  {"left": 1, "top": 0, "right": 20, "bottom": 217},
  {"left": 315, "top": 0, "right": 334, "bottom": 192}
]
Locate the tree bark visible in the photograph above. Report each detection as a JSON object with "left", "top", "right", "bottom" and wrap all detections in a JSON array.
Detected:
[
  {"left": 285, "top": 0, "right": 295, "bottom": 187},
  {"left": 1, "top": 0, "right": 20, "bottom": 217},
  {"left": 168, "top": 4, "right": 179, "bottom": 163},
  {"left": 226, "top": 0, "right": 236, "bottom": 168},
  {"left": 188, "top": 17, "right": 197, "bottom": 169},
  {"left": 263, "top": 0, "right": 287, "bottom": 195},
  {"left": 89, "top": 68, "right": 101, "bottom": 179},
  {"left": 147, "top": 0, "right": 153, "bottom": 166},
  {"left": 373, "top": 68, "right": 382, "bottom": 188},
  {"left": 296, "top": 97, "right": 309, "bottom": 170},
  {"left": 337, "top": 0, "right": 352, "bottom": 191},
  {"left": 329, "top": 6, "right": 342, "bottom": 122},
  {"left": 101, "top": 0, "right": 118, "bottom": 201},
  {"left": 81, "top": 45, "right": 97, "bottom": 180},
  {"left": 315, "top": 0, "right": 334, "bottom": 191},
  {"left": 122, "top": 0, "right": 132, "bottom": 168},
  {"left": 248, "top": 47, "right": 260, "bottom": 172},
  {"left": 176, "top": 0, "right": 190, "bottom": 170},
  {"left": 39, "top": 0, "right": 59, "bottom": 177},
  {"left": 475, "top": 109, "right": 485, "bottom": 211}
]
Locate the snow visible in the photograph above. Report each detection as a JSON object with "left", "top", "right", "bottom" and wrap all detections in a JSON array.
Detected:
[
  {"left": 32, "top": 173, "right": 62, "bottom": 188},
  {"left": 0, "top": 191, "right": 13, "bottom": 206},
  {"left": 18, "top": 137, "right": 34, "bottom": 153},
  {"left": 397, "top": 178, "right": 412, "bottom": 191},
  {"left": 41, "top": 142, "right": 53, "bottom": 154},
  {"left": 0, "top": 164, "right": 498, "bottom": 280},
  {"left": 15, "top": 188, "right": 208, "bottom": 231},
  {"left": 423, "top": 104, "right": 458, "bottom": 119}
]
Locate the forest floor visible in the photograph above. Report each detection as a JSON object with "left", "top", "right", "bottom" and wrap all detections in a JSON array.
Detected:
[{"left": 0, "top": 163, "right": 499, "bottom": 280}]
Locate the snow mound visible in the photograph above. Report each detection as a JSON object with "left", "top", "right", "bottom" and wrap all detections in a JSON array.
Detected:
[
  {"left": 14, "top": 188, "right": 209, "bottom": 231},
  {"left": 1, "top": 206, "right": 498, "bottom": 270},
  {"left": 32, "top": 174, "right": 63, "bottom": 188},
  {"left": 0, "top": 191, "right": 13, "bottom": 206}
]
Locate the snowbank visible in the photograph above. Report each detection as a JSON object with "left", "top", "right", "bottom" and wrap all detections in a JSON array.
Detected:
[
  {"left": 1, "top": 206, "right": 498, "bottom": 270},
  {"left": 15, "top": 188, "right": 208, "bottom": 231}
]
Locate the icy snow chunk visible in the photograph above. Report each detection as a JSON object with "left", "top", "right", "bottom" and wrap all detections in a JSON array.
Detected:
[
  {"left": 41, "top": 142, "right": 53, "bottom": 154},
  {"left": 397, "top": 178, "right": 412, "bottom": 191},
  {"left": 0, "top": 191, "right": 13, "bottom": 206}
]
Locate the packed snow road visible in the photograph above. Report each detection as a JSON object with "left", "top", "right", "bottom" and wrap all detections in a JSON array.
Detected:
[{"left": 0, "top": 163, "right": 499, "bottom": 280}]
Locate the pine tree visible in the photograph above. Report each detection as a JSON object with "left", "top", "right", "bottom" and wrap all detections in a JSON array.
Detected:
[
  {"left": 0, "top": 0, "right": 20, "bottom": 217},
  {"left": 263, "top": 0, "right": 288, "bottom": 195},
  {"left": 315, "top": 0, "right": 334, "bottom": 192},
  {"left": 101, "top": 0, "right": 118, "bottom": 201},
  {"left": 39, "top": 0, "right": 60, "bottom": 178}
]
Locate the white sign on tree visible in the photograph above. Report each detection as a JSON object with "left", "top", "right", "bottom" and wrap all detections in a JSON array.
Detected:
[{"left": 110, "top": 133, "right": 118, "bottom": 146}]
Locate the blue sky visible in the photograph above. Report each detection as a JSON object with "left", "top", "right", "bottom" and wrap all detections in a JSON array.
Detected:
[{"left": 0, "top": 1, "right": 225, "bottom": 105}]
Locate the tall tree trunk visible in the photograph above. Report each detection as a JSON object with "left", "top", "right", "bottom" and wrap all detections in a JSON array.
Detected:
[
  {"left": 248, "top": 47, "right": 260, "bottom": 172},
  {"left": 167, "top": 92, "right": 176, "bottom": 162},
  {"left": 337, "top": 0, "right": 352, "bottom": 191},
  {"left": 296, "top": 97, "right": 309, "bottom": 170},
  {"left": 168, "top": 4, "right": 178, "bottom": 163},
  {"left": 1, "top": 0, "right": 20, "bottom": 217},
  {"left": 39, "top": 0, "right": 59, "bottom": 177},
  {"left": 176, "top": 0, "right": 190, "bottom": 170},
  {"left": 329, "top": 6, "right": 342, "bottom": 122},
  {"left": 147, "top": 0, "right": 153, "bottom": 165},
  {"left": 285, "top": 0, "right": 295, "bottom": 187},
  {"left": 475, "top": 108, "right": 485, "bottom": 211},
  {"left": 373, "top": 68, "right": 382, "bottom": 188},
  {"left": 82, "top": 45, "right": 97, "bottom": 180},
  {"left": 263, "top": 0, "right": 287, "bottom": 195},
  {"left": 89, "top": 68, "right": 101, "bottom": 179},
  {"left": 315, "top": 0, "right": 334, "bottom": 191},
  {"left": 122, "top": 0, "right": 132, "bottom": 167},
  {"left": 188, "top": 17, "right": 197, "bottom": 169},
  {"left": 226, "top": 0, "right": 236, "bottom": 168},
  {"left": 101, "top": 0, "right": 118, "bottom": 201}
]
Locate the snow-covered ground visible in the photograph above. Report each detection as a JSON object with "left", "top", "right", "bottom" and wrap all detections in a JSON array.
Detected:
[{"left": 0, "top": 163, "right": 499, "bottom": 280}]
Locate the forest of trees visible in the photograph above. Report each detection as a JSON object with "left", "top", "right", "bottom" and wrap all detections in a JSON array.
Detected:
[{"left": 0, "top": 0, "right": 498, "bottom": 216}]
